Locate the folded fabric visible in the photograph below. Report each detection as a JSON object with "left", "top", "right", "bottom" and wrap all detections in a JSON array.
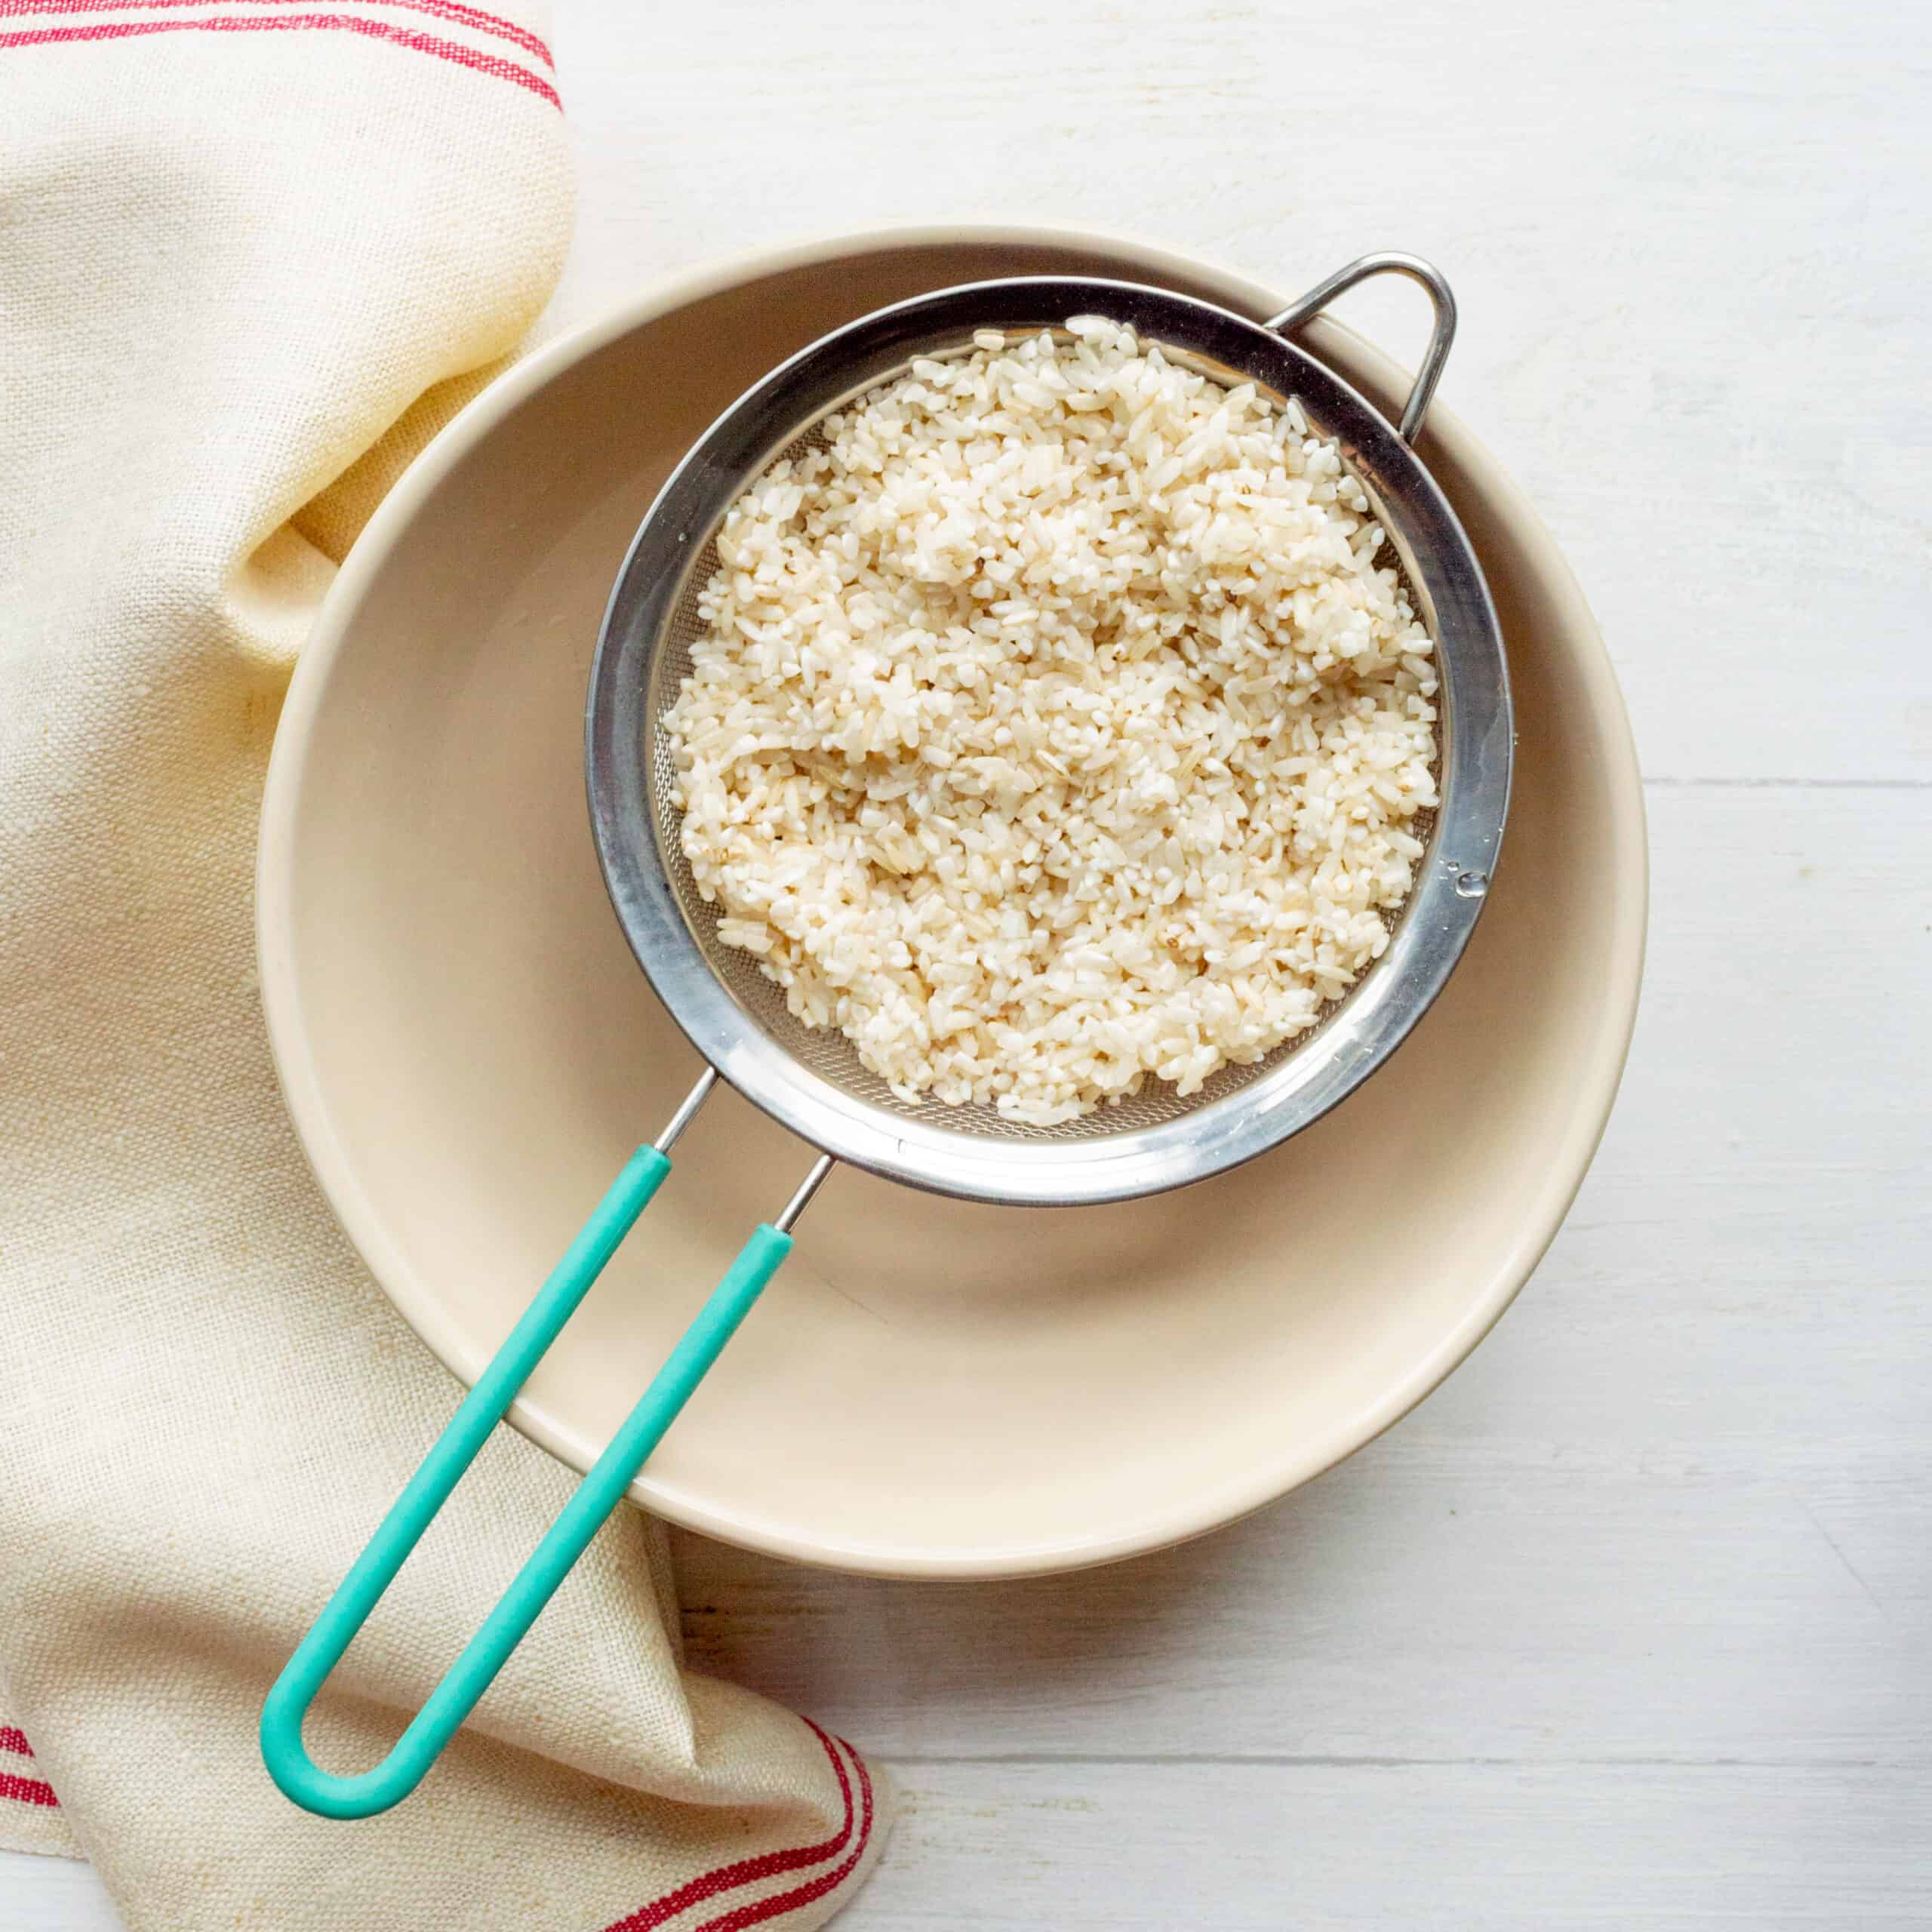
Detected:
[{"left": 0, "top": 7, "right": 887, "bottom": 1925}]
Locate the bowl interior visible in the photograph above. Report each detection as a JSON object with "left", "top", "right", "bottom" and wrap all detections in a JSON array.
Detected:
[{"left": 263, "top": 230, "right": 1644, "bottom": 1577}]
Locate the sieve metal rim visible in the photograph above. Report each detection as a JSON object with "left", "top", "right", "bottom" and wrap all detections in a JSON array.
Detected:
[{"left": 586, "top": 261, "right": 1512, "bottom": 1208}]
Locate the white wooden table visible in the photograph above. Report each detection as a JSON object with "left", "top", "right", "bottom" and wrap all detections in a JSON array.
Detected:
[{"left": 11, "top": 2, "right": 1927, "bottom": 1924}]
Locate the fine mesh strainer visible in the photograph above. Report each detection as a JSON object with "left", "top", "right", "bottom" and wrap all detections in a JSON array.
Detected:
[{"left": 263, "top": 254, "right": 1510, "bottom": 1818}]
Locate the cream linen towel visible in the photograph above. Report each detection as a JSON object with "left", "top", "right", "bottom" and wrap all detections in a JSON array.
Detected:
[{"left": 0, "top": 8, "right": 887, "bottom": 1927}]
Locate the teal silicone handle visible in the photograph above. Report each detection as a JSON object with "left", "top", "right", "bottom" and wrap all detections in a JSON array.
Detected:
[{"left": 260, "top": 1149, "right": 793, "bottom": 1820}]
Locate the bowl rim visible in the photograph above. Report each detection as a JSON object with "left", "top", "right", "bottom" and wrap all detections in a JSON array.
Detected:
[{"left": 257, "top": 221, "right": 1649, "bottom": 1578}]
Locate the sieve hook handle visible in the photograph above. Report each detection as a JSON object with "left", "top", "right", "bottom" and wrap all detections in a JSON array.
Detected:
[
  {"left": 1266, "top": 252, "right": 1457, "bottom": 444},
  {"left": 260, "top": 1072, "right": 832, "bottom": 1820}
]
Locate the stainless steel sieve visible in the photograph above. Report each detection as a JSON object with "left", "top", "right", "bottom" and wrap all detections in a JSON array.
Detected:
[
  {"left": 263, "top": 254, "right": 1510, "bottom": 1820},
  {"left": 589, "top": 254, "right": 1510, "bottom": 1208}
]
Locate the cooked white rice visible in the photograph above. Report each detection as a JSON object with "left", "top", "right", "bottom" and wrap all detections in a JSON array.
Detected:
[{"left": 663, "top": 315, "right": 1439, "bottom": 1127}]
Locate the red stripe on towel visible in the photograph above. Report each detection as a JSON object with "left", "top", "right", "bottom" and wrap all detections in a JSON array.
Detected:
[
  {"left": 0, "top": 1769, "right": 59, "bottom": 1808},
  {"left": 600, "top": 1719, "right": 875, "bottom": 1932},
  {"left": 0, "top": 9, "right": 561, "bottom": 106},
  {"left": 0, "top": 0, "right": 552, "bottom": 69},
  {"left": 691, "top": 1740, "right": 876, "bottom": 1932}
]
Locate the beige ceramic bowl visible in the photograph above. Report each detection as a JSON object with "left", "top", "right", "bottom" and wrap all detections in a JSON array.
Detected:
[{"left": 258, "top": 226, "right": 1646, "bottom": 1580}]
